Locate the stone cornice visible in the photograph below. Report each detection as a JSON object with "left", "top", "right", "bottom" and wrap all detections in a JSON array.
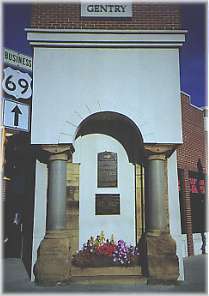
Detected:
[
  {"left": 25, "top": 28, "right": 187, "bottom": 34},
  {"left": 26, "top": 29, "right": 186, "bottom": 48}
]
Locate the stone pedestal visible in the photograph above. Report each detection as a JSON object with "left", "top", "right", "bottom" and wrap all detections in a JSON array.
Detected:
[
  {"left": 34, "top": 144, "right": 74, "bottom": 285},
  {"left": 141, "top": 144, "right": 179, "bottom": 282},
  {"left": 35, "top": 231, "right": 71, "bottom": 285},
  {"left": 143, "top": 232, "right": 179, "bottom": 282}
]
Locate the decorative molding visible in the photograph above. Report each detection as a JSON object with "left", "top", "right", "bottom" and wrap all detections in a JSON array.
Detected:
[
  {"left": 26, "top": 29, "right": 186, "bottom": 48},
  {"left": 41, "top": 144, "right": 75, "bottom": 161},
  {"left": 144, "top": 144, "right": 178, "bottom": 159},
  {"left": 25, "top": 28, "right": 187, "bottom": 34}
]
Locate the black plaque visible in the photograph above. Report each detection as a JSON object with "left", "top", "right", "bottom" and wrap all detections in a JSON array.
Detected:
[
  {"left": 95, "top": 194, "right": 120, "bottom": 215},
  {"left": 97, "top": 152, "right": 117, "bottom": 187}
]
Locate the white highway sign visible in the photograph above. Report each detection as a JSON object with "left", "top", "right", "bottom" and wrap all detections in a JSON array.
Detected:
[
  {"left": 3, "top": 98, "right": 30, "bottom": 132},
  {"left": 2, "top": 67, "right": 32, "bottom": 100}
]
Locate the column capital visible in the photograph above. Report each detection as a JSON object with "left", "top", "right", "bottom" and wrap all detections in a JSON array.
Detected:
[
  {"left": 41, "top": 144, "right": 75, "bottom": 161},
  {"left": 144, "top": 144, "right": 177, "bottom": 160}
]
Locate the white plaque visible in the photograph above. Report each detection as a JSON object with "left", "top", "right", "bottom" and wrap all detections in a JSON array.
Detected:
[{"left": 81, "top": 2, "right": 132, "bottom": 17}]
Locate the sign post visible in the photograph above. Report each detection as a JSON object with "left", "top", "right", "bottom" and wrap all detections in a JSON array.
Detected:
[{"left": 2, "top": 49, "right": 32, "bottom": 264}]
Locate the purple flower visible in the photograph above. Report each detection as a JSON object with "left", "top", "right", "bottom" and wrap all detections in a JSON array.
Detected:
[{"left": 111, "top": 239, "right": 140, "bottom": 265}]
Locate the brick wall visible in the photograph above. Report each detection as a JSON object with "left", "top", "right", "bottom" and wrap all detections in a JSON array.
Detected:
[
  {"left": 177, "top": 92, "right": 206, "bottom": 256},
  {"left": 177, "top": 92, "right": 206, "bottom": 172},
  {"left": 31, "top": 3, "right": 181, "bottom": 30}
]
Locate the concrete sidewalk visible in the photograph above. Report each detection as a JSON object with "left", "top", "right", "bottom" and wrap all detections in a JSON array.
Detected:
[{"left": 2, "top": 255, "right": 208, "bottom": 293}]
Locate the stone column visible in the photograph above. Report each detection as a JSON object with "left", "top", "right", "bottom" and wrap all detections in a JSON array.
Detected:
[
  {"left": 145, "top": 153, "right": 167, "bottom": 234},
  {"left": 35, "top": 144, "right": 74, "bottom": 285},
  {"left": 141, "top": 144, "right": 179, "bottom": 283}
]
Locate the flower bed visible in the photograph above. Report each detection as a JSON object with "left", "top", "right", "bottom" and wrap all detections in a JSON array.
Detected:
[{"left": 72, "top": 232, "right": 140, "bottom": 268}]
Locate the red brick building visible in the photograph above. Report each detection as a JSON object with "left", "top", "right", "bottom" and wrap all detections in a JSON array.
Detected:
[
  {"left": 177, "top": 92, "right": 207, "bottom": 256},
  {"left": 31, "top": 3, "right": 181, "bottom": 30}
]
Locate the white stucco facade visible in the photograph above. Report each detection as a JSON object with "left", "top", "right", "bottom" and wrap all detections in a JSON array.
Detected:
[
  {"left": 31, "top": 160, "right": 48, "bottom": 280},
  {"left": 167, "top": 151, "right": 184, "bottom": 280},
  {"left": 27, "top": 30, "right": 185, "bottom": 145},
  {"left": 28, "top": 29, "right": 187, "bottom": 282},
  {"left": 73, "top": 134, "right": 136, "bottom": 247}
]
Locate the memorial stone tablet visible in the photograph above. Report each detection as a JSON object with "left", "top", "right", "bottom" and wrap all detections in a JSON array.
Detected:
[
  {"left": 95, "top": 194, "right": 120, "bottom": 215},
  {"left": 98, "top": 151, "right": 117, "bottom": 187}
]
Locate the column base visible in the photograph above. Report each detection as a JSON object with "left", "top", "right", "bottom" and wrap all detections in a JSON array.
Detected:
[
  {"left": 34, "top": 230, "right": 71, "bottom": 285},
  {"left": 139, "top": 232, "right": 179, "bottom": 282}
]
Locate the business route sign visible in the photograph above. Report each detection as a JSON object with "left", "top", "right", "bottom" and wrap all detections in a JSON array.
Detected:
[{"left": 4, "top": 48, "right": 32, "bottom": 72}]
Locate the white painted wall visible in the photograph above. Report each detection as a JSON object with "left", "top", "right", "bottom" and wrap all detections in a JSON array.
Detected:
[
  {"left": 73, "top": 134, "right": 136, "bottom": 247},
  {"left": 180, "top": 234, "right": 188, "bottom": 257},
  {"left": 31, "top": 160, "right": 48, "bottom": 281},
  {"left": 32, "top": 47, "right": 182, "bottom": 145},
  {"left": 167, "top": 151, "right": 184, "bottom": 280},
  {"left": 193, "top": 233, "right": 208, "bottom": 255},
  {"left": 180, "top": 233, "right": 208, "bottom": 258}
]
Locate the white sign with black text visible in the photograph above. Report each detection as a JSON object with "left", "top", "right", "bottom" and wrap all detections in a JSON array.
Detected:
[
  {"left": 2, "top": 67, "right": 32, "bottom": 100},
  {"left": 4, "top": 48, "right": 32, "bottom": 72},
  {"left": 81, "top": 2, "right": 132, "bottom": 17},
  {"left": 3, "top": 98, "right": 30, "bottom": 132}
]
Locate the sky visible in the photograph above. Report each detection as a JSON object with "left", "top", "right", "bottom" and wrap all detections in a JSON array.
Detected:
[
  {"left": 2, "top": 2, "right": 207, "bottom": 108},
  {"left": 180, "top": 3, "right": 206, "bottom": 107}
]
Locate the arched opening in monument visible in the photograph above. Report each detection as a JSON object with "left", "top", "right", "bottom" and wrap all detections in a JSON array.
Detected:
[
  {"left": 70, "top": 111, "right": 145, "bottom": 251},
  {"left": 75, "top": 111, "right": 145, "bottom": 165}
]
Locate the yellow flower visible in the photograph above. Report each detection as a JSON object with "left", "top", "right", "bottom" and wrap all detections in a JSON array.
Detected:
[
  {"left": 100, "top": 230, "right": 105, "bottom": 243},
  {"left": 110, "top": 234, "right": 115, "bottom": 244}
]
